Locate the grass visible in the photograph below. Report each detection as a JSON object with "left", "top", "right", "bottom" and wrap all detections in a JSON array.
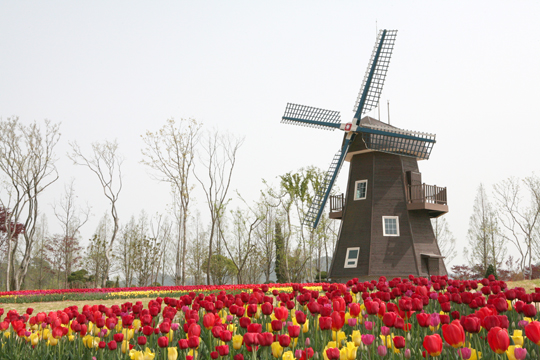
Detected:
[
  {"left": 506, "top": 278, "right": 540, "bottom": 293},
  {"left": 2, "top": 297, "right": 155, "bottom": 316}
]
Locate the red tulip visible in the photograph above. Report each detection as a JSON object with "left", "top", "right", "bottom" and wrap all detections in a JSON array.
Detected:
[
  {"left": 113, "top": 333, "right": 124, "bottom": 343},
  {"left": 217, "top": 344, "right": 229, "bottom": 356},
  {"left": 107, "top": 340, "right": 117, "bottom": 350},
  {"left": 274, "top": 307, "right": 288, "bottom": 321},
  {"left": 271, "top": 319, "right": 283, "bottom": 332},
  {"left": 157, "top": 336, "right": 169, "bottom": 348},
  {"left": 288, "top": 325, "right": 300, "bottom": 338},
  {"left": 261, "top": 302, "right": 273, "bottom": 316},
  {"left": 382, "top": 312, "right": 397, "bottom": 327},
  {"left": 178, "top": 339, "right": 189, "bottom": 349},
  {"left": 487, "top": 327, "right": 510, "bottom": 354},
  {"left": 326, "top": 348, "right": 340, "bottom": 360},
  {"left": 319, "top": 316, "right": 332, "bottom": 330},
  {"left": 257, "top": 332, "right": 273, "bottom": 347},
  {"left": 461, "top": 315, "right": 481, "bottom": 333},
  {"left": 247, "top": 323, "right": 262, "bottom": 334},
  {"left": 525, "top": 321, "right": 540, "bottom": 345},
  {"left": 278, "top": 334, "right": 291, "bottom": 347},
  {"left": 331, "top": 311, "right": 345, "bottom": 331},
  {"left": 416, "top": 313, "right": 430, "bottom": 328},
  {"left": 138, "top": 336, "right": 147, "bottom": 346},
  {"left": 423, "top": 334, "right": 443, "bottom": 357},
  {"left": 295, "top": 310, "right": 307, "bottom": 324},
  {"left": 188, "top": 323, "right": 201, "bottom": 338},
  {"left": 187, "top": 336, "right": 200, "bottom": 349},
  {"left": 442, "top": 320, "right": 465, "bottom": 348},
  {"left": 393, "top": 336, "right": 405, "bottom": 349},
  {"left": 523, "top": 304, "right": 537, "bottom": 318},
  {"left": 243, "top": 332, "right": 259, "bottom": 347},
  {"left": 494, "top": 297, "right": 508, "bottom": 313}
]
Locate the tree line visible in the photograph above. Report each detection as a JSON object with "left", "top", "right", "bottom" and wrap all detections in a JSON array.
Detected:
[{"left": 0, "top": 117, "right": 339, "bottom": 291}]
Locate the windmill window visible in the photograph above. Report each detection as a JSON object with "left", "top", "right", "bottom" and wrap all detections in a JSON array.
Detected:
[
  {"left": 354, "top": 180, "right": 368, "bottom": 200},
  {"left": 382, "top": 216, "right": 400, "bottom": 236},
  {"left": 344, "top": 247, "right": 360, "bottom": 268}
]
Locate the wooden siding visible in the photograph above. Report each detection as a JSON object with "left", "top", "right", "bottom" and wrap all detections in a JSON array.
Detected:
[{"left": 329, "top": 136, "right": 448, "bottom": 281}]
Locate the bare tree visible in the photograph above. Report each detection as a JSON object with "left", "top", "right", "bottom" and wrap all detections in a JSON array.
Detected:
[
  {"left": 141, "top": 118, "right": 201, "bottom": 286},
  {"left": 431, "top": 216, "right": 457, "bottom": 265},
  {"left": 0, "top": 117, "right": 61, "bottom": 290},
  {"left": 69, "top": 140, "right": 122, "bottom": 287},
  {"left": 466, "top": 183, "right": 504, "bottom": 276},
  {"left": 222, "top": 207, "right": 261, "bottom": 284},
  {"left": 53, "top": 179, "right": 90, "bottom": 287},
  {"left": 194, "top": 131, "right": 243, "bottom": 285},
  {"left": 494, "top": 176, "right": 540, "bottom": 280}
]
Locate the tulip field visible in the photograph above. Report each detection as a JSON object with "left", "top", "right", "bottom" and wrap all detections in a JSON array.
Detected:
[{"left": 0, "top": 276, "right": 540, "bottom": 359}]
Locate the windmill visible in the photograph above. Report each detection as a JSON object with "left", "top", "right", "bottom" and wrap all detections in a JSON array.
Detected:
[{"left": 280, "top": 30, "right": 449, "bottom": 280}]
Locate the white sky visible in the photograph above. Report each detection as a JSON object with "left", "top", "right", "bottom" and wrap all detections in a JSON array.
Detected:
[{"left": 1, "top": 1, "right": 539, "bottom": 269}]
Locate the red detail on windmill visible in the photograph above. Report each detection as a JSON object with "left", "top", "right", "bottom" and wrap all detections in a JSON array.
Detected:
[{"left": 344, "top": 123, "right": 352, "bottom": 131}]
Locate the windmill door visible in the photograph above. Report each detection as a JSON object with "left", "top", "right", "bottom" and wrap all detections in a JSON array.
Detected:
[{"left": 406, "top": 171, "right": 422, "bottom": 203}]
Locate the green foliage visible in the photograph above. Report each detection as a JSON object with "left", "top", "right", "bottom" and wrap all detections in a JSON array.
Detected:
[
  {"left": 274, "top": 221, "right": 286, "bottom": 283},
  {"left": 485, "top": 263, "right": 498, "bottom": 280},
  {"left": 67, "top": 269, "right": 89, "bottom": 288},
  {"left": 203, "top": 254, "right": 237, "bottom": 285}
]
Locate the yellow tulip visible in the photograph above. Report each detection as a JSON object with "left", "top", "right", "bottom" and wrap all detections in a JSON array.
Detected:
[
  {"left": 115, "top": 321, "right": 123, "bottom": 332},
  {"left": 123, "top": 328, "right": 135, "bottom": 341},
  {"left": 228, "top": 323, "right": 237, "bottom": 333},
  {"left": 129, "top": 347, "right": 156, "bottom": 360},
  {"left": 122, "top": 340, "right": 130, "bottom": 354},
  {"left": 271, "top": 341, "right": 284, "bottom": 358},
  {"left": 68, "top": 335, "right": 75, "bottom": 342},
  {"left": 267, "top": 323, "right": 274, "bottom": 332},
  {"left": 302, "top": 320, "right": 309, "bottom": 333},
  {"left": 469, "top": 349, "right": 482, "bottom": 360},
  {"left": 512, "top": 330, "right": 524, "bottom": 346},
  {"left": 333, "top": 331, "right": 347, "bottom": 344},
  {"left": 351, "top": 330, "right": 362, "bottom": 346},
  {"left": 48, "top": 334, "right": 59, "bottom": 346},
  {"left": 30, "top": 332, "right": 39, "bottom": 346},
  {"left": 327, "top": 341, "right": 337, "bottom": 348},
  {"left": 507, "top": 300, "right": 513, "bottom": 311},
  {"left": 344, "top": 342, "right": 358, "bottom": 360},
  {"left": 133, "top": 319, "right": 141, "bottom": 329},
  {"left": 167, "top": 347, "right": 178, "bottom": 360},
  {"left": 2, "top": 332, "right": 9, "bottom": 338},
  {"left": 42, "top": 329, "right": 50, "bottom": 339},
  {"left": 233, "top": 334, "right": 243, "bottom": 350},
  {"left": 282, "top": 351, "right": 295, "bottom": 360}
]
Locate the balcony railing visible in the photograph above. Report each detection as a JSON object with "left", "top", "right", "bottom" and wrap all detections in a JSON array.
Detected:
[
  {"left": 329, "top": 194, "right": 345, "bottom": 219},
  {"left": 408, "top": 184, "right": 447, "bottom": 205},
  {"left": 330, "top": 194, "right": 345, "bottom": 212}
]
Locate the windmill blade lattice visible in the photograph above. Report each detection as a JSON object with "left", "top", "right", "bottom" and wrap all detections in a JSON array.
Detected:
[
  {"left": 353, "top": 30, "right": 398, "bottom": 122},
  {"left": 282, "top": 103, "right": 341, "bottom": 131},
  {"left": 303, "top": 137, "right": 352, "bottom": 228}
]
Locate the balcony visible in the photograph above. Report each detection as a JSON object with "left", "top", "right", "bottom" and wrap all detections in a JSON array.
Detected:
[
  {"left": 406, "top": 184, "right": 448, "bottom": 217},
  {"left": 329, "top": 194, "right": 345, "bottom": 219}
]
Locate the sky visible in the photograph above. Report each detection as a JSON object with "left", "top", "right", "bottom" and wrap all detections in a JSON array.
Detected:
[{"left": 1, "top": 1, "right": 539, "bottom": 269}]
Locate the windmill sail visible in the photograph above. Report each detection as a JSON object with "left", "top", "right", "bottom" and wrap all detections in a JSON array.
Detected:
[
  {"left": 353, "top": 29, "right": 398, "bottom": 123},
  {"left": 282, "top": 103, "right": 341, "bottom": 131},
  {"left": 303, "top": 137, "right": 352, "bottom": 228}
]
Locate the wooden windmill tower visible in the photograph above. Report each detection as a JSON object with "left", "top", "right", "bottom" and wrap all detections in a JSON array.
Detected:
[{"left": 280, "top": 30, "right": 449, "bottom": 280}]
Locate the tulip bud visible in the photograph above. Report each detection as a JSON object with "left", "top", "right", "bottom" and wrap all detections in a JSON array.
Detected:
[{"left": 377, "top": 345, "right": 387, "bottom": 357}]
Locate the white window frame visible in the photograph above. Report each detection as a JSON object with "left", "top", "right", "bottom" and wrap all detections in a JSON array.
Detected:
[
  {"left": 354, "top": 179, "right": 368, "bottom": 200},
  {"left": 382, "top": 216, "right": 400, "bottom": 236},
  {"left": 344, "top": 247, "right": 360, "bottom": 268}
]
